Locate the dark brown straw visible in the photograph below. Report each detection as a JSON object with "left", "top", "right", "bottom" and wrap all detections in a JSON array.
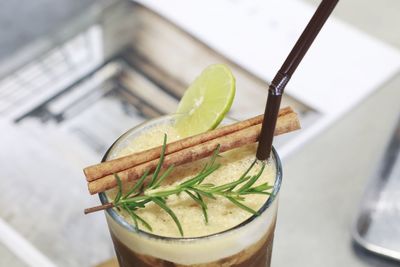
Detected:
[{"left": 256, "top": 0, "right": 339, "bottom": 160}]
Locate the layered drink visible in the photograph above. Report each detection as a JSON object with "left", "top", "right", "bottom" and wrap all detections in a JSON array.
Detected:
[{"left": 99, "top": 115, "right": 282, "bottom": 267}]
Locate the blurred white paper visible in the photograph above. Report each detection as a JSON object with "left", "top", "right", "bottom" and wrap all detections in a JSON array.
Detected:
[{"left": 135, "top": 0, "right": 400, "bottom": 117}]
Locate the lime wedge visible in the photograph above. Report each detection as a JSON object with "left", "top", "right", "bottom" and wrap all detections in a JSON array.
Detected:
[{"left": 175, "top": 64, "right": 235, "bottom": 137}]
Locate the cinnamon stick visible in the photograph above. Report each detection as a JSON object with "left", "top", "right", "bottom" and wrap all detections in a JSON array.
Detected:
[
  {"left": 87, "top": 108, "right": 300, "bottom": 195},
  {"left": 84, "top": 107, "right": 293, "bottom": 182},
  {"left": 84, "top": 203, "right": 114, "bottom": 214}
]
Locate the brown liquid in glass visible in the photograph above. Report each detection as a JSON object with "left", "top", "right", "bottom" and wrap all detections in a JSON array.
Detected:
[{"left": 110, "top": 221, "right": 275, "bottom": 267}]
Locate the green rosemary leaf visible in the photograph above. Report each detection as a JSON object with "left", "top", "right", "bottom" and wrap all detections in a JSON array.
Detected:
[
  {"left": 185, "top": 190, "right": 208, "bottom": 223},
  {"left": 244, "top": 191, "right": 271, "bottom": 196},
  {"left": 124, "top": 204, "right": 152, "bottom": 232},
  {"left": 152, "top": 197, "right": 183, "bottom": 236},
  {"left": 179, "top": 173, "right": 207, "bottom": 188},
  {"left": 198, "top": 144, "right": 220, "bottom": 175},
  {"left": 122, "top": 198, "right": 153, "bottom": 209},
  {"left": 207, "top": 144, "right": 220, "bottom": 169},
  {"left": 227, "top": 197, "right": 259, "bottom": 215},
  {"left": 123, "top": 204, "right": 138, "bottom": 229},
  {"left": 125, "top": 201, "right": 145, "bottom": 209},
  {"left": 238, "top": 162, "right": 266, "bottom": 192},
  {"left": 198, "top": 146, "right": 220, "bottom": 183},
  {"left": 158, "top": 197, "right": 167, "bottom": 204},
  {"left": 181, "top": 146, "right": 220, "bottom": 188},
  {"left": 226, "top": 159, "right": 257, "bottom": 191},
  {"left": 199, "top": 161, "right": 209, "bottom": 175},
  {"left": 180, "top": 163, "right": 220, "bottom": 188},
  {"left": 149, "top": 134, "right": 167, "bottom": 188},
  {"left": 198, "top": 183, "right": 216, "bottom": 188},
  {"left": 190, "top": 187, "right": 217, "bottom": 200},
  {"left": 210, "top": 175, "right": 251, "bottom": 192},
  {"left": 147, "top": 187, "right": 182, "bottom": 198},
  {"left": 135, "top": 213, "right": 153, "bottom": 232},
  {"left": 230, "top": 195, "right": 245, "bottom": 201},
  {"left": 251, "top": 182, "right": 273, "bottom": 192},
  {"left": 239, "top": 159, "right": 257, "bottom": 181},
  {"left": 151, "top": 164, "right": 175, "bottom": 189},
  {"left": 123, "top": 169, "right": 150, "bottom": 199},
  {"left": 196, "top": 192, "right": 208, "bottom": 224},
  {"left": 123, "top": 195, "right": 149, "bottom": 202},
  {"left": 136, "top": 199, "right": 153, "bottom": 207},
  {"left": 114, "top": 174, "right": 123, "bottom": 204}
]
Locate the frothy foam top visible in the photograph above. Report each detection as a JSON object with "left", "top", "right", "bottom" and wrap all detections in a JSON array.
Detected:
[{"left": 106, "top": 123, "right": 275, "bottom": 238}]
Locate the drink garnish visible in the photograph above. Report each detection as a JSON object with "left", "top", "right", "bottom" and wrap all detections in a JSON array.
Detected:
[
  {"left": 83, "top": 65, "right": 301, "bottom": 237},
  {"left": 175, "top": 64, "right": 236, "bottom": 137},
  {"left": 87, "top": 135, "right": 272, "bottom": 236},
  {"left": 85, "top": 107, "right": 299, "bottom": 195}
]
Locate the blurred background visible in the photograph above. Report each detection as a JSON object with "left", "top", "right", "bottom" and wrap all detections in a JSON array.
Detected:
[{"left": 0, "top": 0, "right": 400, "bottom": 266}]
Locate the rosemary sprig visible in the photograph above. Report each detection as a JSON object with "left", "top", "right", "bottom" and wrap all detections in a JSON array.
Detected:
[{"left": 112, "top": 134, "right": 272, "bottom": 236}]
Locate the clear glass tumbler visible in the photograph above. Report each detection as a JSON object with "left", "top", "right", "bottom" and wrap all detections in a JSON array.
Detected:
[{"left": 99, "top": 115, "right": 283, "bottom": 267}]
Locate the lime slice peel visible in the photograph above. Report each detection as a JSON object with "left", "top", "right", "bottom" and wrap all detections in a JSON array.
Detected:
[{"left": 175, "top": 64, "right": 236, "bottom": 137}]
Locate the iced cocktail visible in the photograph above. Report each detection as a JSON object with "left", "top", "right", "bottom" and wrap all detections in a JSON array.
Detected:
[{"left": 99, "top": 115, "right": 282, "bottom": 267}]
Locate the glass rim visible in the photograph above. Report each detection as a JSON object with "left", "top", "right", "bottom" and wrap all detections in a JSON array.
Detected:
[{"left": 99, "top": 115, "right": 283, "bottom": 242}]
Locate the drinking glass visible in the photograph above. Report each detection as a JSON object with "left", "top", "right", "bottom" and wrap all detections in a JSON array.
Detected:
[{"left": 99, "top": 115, "right": 282, "bottom": 267}]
